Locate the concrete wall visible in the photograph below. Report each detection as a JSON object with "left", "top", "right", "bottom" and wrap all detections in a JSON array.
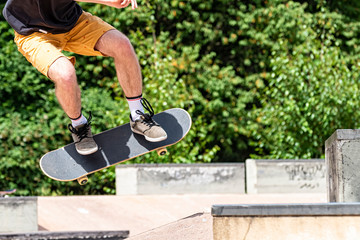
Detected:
[
  {"left": 116, "top": 164, "right": 245, "bottom": 195},
  {"left": 0, "top": 197, "right": 38, "bottom": 233},
  {"left": 246, "top": 159, "right": 326, "bottom": 194},
  {"left": 325, "top": 129, "right": 360, "bottom": 202},
  {"left": 214, "top": 216, "right": 360, "bottom": 240},
  {"left": 116, "top": 160, "right": 327, "bottom": 195},
  {"left": 212, "top": 203, "right": 360, "bottom": 240}
]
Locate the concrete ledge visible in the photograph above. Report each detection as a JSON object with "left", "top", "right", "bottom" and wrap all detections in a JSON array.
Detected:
[
  {"left": 116, "top": 163, "right": 245, "bottom": 195},
  {"left": 246, "top": 159, "right": 325, "bottom": 194},
  {"left": 0, "top": 197, "right": 37, "bottom": 233},
  {"left": 325, "top": 129, "right": 360, "bottom": 148},
  {"left": 212, "top": 203, "right": 360, "bottom": 240},
  {"left": 212, "top": 203, "right": 360, "bottom": 216},
  {"left": 325, "top": 129, "right": 360, "bottom": 202},
  {"left": 0, "top": 231, "right": 129, "bottom": 240}
]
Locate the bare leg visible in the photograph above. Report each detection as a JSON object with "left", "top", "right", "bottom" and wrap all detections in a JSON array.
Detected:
[
  {"left": 94, "top": 30, "right": 167, "bottom": 142},
  {"left": 48, "top": 57, "right": 98, "bottom": 154},
  {"left": 94, "top": 30, "right": 142, "bottom": 98},
  {"left": 48, "top": 57, "right": 81, "bottom": 119}
]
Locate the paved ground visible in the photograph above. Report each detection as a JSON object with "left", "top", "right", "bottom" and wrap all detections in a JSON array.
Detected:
[{"left": 38, "top": 193, "right": 326, "bottom": 239}]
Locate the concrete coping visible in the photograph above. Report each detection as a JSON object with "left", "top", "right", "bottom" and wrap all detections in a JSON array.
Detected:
[
  {"left": 325, "top": 129, "right": 360, "bottom": 148},
  {"left": 0, "top": 197, "right": 37, "bottom": 202},
  {"left": 212, "top": 203, "right": 360, "bottom": 217},
  {"left": 246, "top": 159, "right": 323, "bottom": 163},
  {"left": 116, "top": 163, "right": 244, "bottom": 168}
]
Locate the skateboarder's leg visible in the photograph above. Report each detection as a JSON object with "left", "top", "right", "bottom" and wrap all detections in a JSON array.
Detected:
[
  {"left": 94, "top": 30, "right": 145, "bottom": 118},
  {"left": 48, "top": 60, "right": 99, "bottom": 155},
  {"left": 95, "top": 30, "right": 143, "bottom": 100},
  {"left": 47, "top": 58, "right": 98, "bottom": 155},
  {"left": 48, "top": 57, "right": 81, "bottom": 120},
  {"left": 15, "top": 31, "right": 84, "bottom": 123},
  {"left": 94, "top": 30, "right": 167, "bottom": 142},
  {"left": 14, "top": 30, "right": 98, "bottom": 155}
]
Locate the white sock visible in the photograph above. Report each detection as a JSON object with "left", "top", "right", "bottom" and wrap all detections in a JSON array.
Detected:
[
  {"left": 127, "top": 95, "right": 144, "bottom": 121},
  {"left": 71, "top": 114, "right": 88, "bottom": 128}
]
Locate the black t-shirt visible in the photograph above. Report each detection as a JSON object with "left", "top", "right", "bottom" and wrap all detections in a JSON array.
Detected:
[{"left": 2, "top": 0, "right": 83, "bottom": 35}]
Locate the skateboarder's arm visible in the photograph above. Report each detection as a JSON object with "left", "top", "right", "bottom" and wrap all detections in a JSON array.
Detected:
[{"left": 75, "top": 0, "right": 138, "bottom": 10}]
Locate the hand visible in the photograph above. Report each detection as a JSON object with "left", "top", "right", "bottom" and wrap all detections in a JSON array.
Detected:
[{"left": 118, "top": 0, "right": 138, "bottom": 10}]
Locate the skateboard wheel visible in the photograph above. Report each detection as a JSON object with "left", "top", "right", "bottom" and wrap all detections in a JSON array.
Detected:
[
  {"left": 77, "top": 176, "right": 88, "bottom": 185},
  {"left": 157, "top": 148, "right": 168, "bottom": 156}
]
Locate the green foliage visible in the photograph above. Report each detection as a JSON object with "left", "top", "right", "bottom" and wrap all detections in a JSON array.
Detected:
[
  {"left": 1, "top": 0, "right": 360, "bottom": 195},
  {"left": 250, "top": 36, "right": 360, "bottom": 158},
  {"left": 243, "top": 2, "right": 360, "bottom": 159}
]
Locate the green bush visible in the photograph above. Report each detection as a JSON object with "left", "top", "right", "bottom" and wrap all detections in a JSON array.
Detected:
[{"left": 243, "top": 2, "right": 360, "bottom": 158}]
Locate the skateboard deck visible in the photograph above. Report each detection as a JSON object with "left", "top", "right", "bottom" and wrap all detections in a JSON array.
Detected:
[{"left": 40, "top": 108, "right": 191, "bottom": 185}]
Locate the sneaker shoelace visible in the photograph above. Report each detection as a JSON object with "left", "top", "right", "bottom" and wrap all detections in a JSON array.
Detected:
[
  {"left": 68, "top": 112, "right": 93, "bottom": 142},
  {"left": 135, "top": 98, "right": 159, "bottom": 127}
]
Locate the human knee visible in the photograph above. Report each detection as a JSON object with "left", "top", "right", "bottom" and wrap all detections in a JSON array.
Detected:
[
  {"left": 53, "top": 69, "right": 77, "bottom": 87},
  {"left": 112, "top": 33, "right": 135, "bottom": 57},
  {"left": 49, "top": 58, "right": 77, "bottom": 86}
]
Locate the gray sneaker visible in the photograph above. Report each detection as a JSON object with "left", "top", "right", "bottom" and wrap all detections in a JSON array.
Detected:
[
  {"left": 68, "top": 113, "right": 98, "bottom": 155},
  {"left": 130, "top": 98, "right": 167, "bottom": 142}
]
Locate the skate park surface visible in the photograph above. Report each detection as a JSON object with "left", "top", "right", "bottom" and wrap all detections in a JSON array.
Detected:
[
  {"left": 4, "top": 130, "right": 360, "bottom": 239},
  {"left": 37, "top": 193, "right": 326, "bottom": 239}
]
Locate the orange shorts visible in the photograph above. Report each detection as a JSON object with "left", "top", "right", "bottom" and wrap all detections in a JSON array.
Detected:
[{"left": 14, "top": 11, "right": 115, "bottom": 77}]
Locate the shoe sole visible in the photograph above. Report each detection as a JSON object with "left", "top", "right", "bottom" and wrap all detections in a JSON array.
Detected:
[
  {"left": 131, "top": 128, "right": 167, "bottom": 142},
  {"left": 76, "top": 145, "right": 99, "bottom": 155}
]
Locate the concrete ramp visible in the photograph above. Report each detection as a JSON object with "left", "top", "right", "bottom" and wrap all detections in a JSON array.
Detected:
[
  {"left": 127, "top": 213, "right": 212, "bottom": 240},
  {"left": 37, "top": 194, "right": 325, "bottom": 236},
  {"left": 212, "top": 203, "right": 360, "bottom": 240}
]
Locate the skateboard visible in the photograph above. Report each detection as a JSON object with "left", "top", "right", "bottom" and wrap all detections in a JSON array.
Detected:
[
  {"left": 0, "top": 189, "right": 16, "bottom": 197},
  {"left": 40, "top": 108, "right": 192, "bottom": 185}
]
